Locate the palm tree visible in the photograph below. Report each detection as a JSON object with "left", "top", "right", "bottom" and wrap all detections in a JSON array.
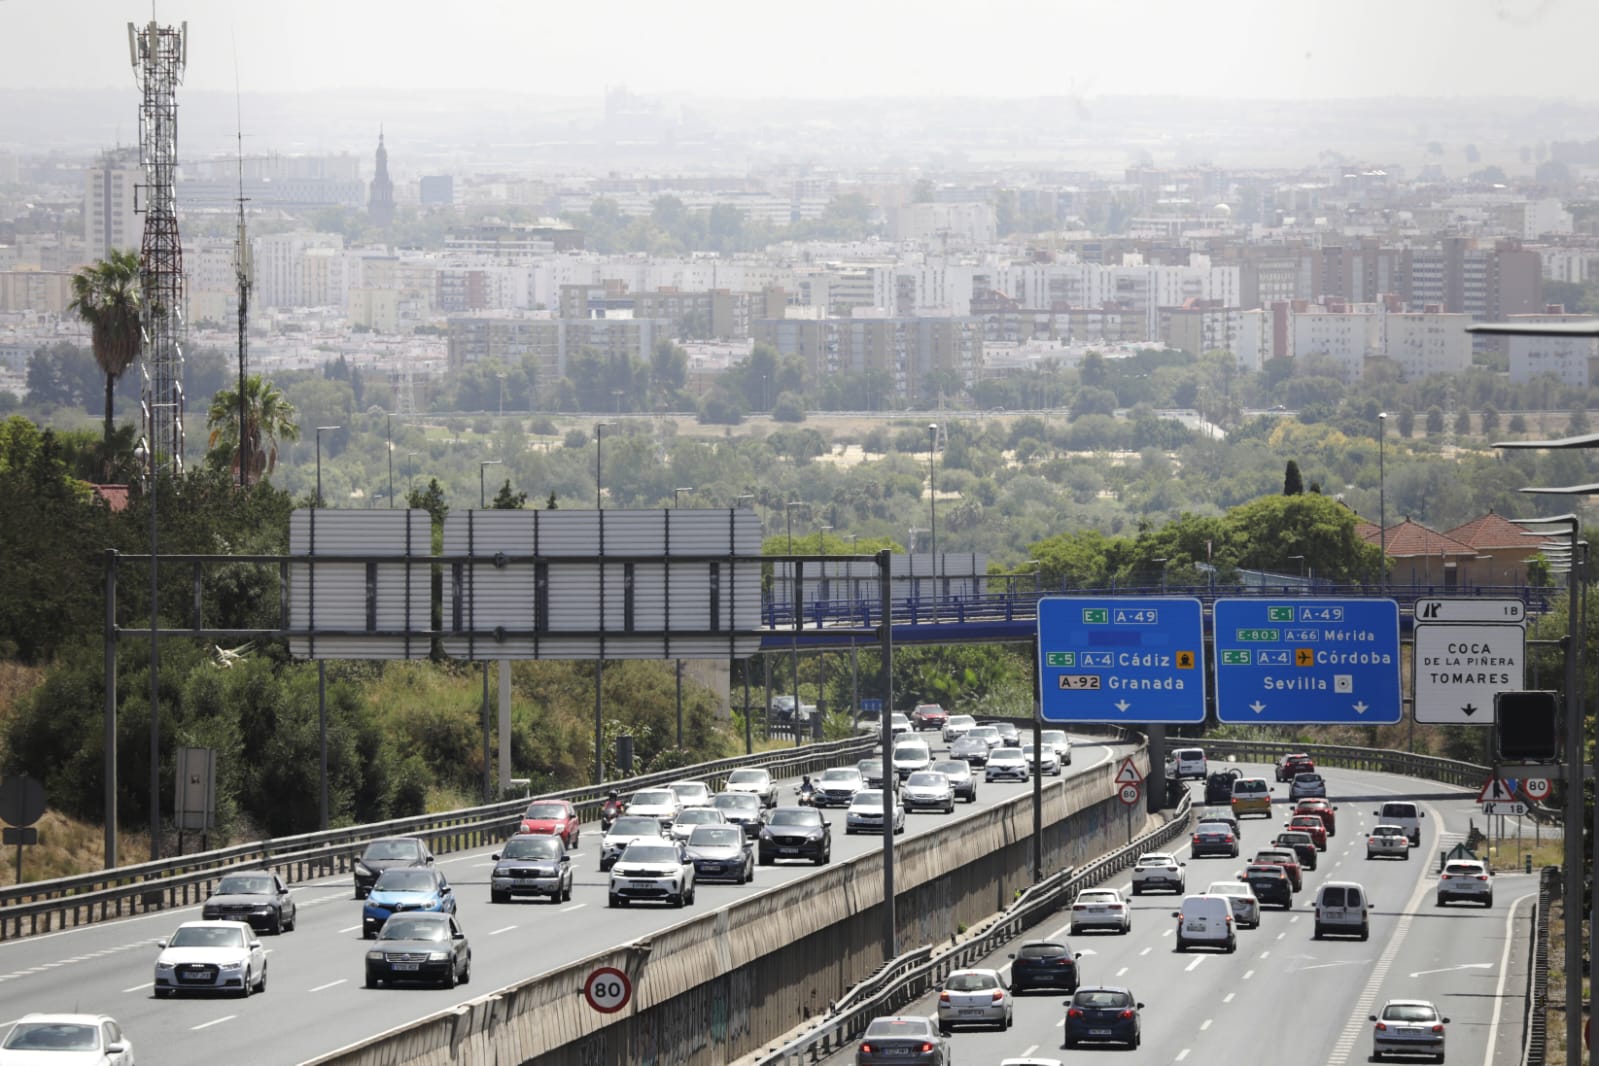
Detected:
[
  {"left": 68, "top": 250, "right": 144, "bottom": 480},
  {"left": 205, "top": 375, "right": 300, "bottom": 485}
]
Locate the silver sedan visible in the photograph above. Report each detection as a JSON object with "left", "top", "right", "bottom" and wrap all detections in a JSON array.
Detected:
[{"left": 936, "top": 968, "right": 1013, "bottom": 1032}]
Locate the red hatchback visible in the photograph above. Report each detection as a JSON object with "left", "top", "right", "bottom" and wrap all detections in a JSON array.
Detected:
[
  {"left": 1295, "top": 798, "right": 1338, "bottom": 836},
  {"left": 1276, "top": 753, "right": 1315, "bottom": 782},
  {"left": 1285, "top": 814, "right": 1328, "bottom": 851},
  {"left": 519, "top": 799, "right": 580, "bottom": 847},
  {"left": 910, "top": 704, "right": 948, "bottom": 731}
]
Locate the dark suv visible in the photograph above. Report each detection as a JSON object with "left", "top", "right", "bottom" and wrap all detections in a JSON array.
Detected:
[
  {"left": 1276, "top": 753, "right": 1315, "bottom": 782},
  {"left": 758, "top": 807, "right": 832, "bottom": 865},
  {"left": 1240, "top": 863, "right": 1293, "bottom": 908},
  {"left": 1008, "top": 939, "right": 1082, "bottom": 993}
]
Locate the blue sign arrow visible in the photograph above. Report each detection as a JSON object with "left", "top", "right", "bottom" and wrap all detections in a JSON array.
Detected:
[
  {"left": 1036, "top": 597, "right": 1207, "bottom": 723},
  {"left": 1213, "top": 598, "right": 1401, "bottom": 724}
]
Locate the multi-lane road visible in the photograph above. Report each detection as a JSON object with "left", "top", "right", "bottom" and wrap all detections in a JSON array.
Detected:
[
  {"left": 0, "top": 735, "right": 1136, "bottom": 1066},
  {"left": 818, "top": 759, "right": 1535, "bottom": 1066}
]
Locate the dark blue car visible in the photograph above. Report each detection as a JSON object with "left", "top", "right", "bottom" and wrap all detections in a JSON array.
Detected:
[
  {"left": 362, "top": 867, "right": 455, "bottom": 938},
  {"left": 1064, "top": 985, "right": 1142, "bottom": 1049}
]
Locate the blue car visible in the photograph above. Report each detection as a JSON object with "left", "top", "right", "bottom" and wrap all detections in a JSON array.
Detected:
[
  {"left": 362, "top": 867, "right": 455, "bottom": 938},
  {"left": 1064, "top": 985, "right": 1143, "bottom": 1049}
]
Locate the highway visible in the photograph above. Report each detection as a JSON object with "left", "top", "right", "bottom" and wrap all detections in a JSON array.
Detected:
[
  {"left": 0, "top": 734, "right": 1135, "bottom": 1066},
  {"left": 817, "top": 759, "right": 1534, "bottom": 1066}
]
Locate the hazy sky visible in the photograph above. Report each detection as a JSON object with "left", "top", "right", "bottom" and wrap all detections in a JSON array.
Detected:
[{"left": 1, "top": 0, "right": 1595, "bottom": 101}]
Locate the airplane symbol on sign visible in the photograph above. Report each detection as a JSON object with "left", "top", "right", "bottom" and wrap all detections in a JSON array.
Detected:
[
  {"left": 1177, "top": 651, "right": 1194, "bottom": 669},
  {"left": 1295, "top": 648, "right": 1314, "bottom": 667}
]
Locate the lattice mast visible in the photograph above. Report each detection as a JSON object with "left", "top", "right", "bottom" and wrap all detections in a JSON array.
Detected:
[{"left": 129, "top": 20, "right": 188, "bottom": 475}]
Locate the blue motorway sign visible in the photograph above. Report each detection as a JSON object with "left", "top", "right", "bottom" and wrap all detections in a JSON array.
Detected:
[
  {"left": 1036, "top": 597, "right": 1207, "bottom": 723},
  {"left": 1212, "top": 598, "right": 1401, "bottom": 724}
]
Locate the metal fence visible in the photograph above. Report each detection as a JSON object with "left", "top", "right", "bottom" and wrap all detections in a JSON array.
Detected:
[{"left": 1523, "top": 864, "right": 1558, "bottom": 1066}]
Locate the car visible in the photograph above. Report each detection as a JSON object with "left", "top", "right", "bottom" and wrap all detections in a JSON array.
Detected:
[
  {"left": 929, "top": 758, "right": 977, "bottom": 803},
  {"left": 990, "top": 722, "right": 1022, "bottom": 747},
  {"left": 1039, "top": 729, "right": 1073, "bottom": 765},
  {"left": 1198, "top": 808, "right": 1243, "bottom": 840},
  {"left": 910, "top": 703, "right": 948, "bottom": 731},
  {"left": 1069, "top": 887, "right": 1132, "bottom": 934},
  {"left": 364, "top": 912, "right": 471, "bottom": 989},
  {"left": 625, "top": 788, "right": 683, "bottom": 827},
  {"left": 1022, "top": 742, "right": 1061, "bottom": 776},
  {"left": 1370, "top": 999, "right": 1449, "bottom": 1062},
  {"left": 711, "top": 791, "right": 767, "bottom": 837},
  {"left": 1366, "top": 824, "right": 1410, "bottom": 860},
  {"left": 669, "top": 806, "right": 728, "bottom": 843},
  {"left": 1064, "top": 985, "right": 1142, "bottom": 1049},
  {"left": 1131, "top": 852, "right": 1186, "bottom": 895},
  {"left": 1168, "top": 747, "right": 1207, "bottom": 780},
  {"left": 362, "top": 866, "right": 455, "bottom": 937},
  {"left": 812, "top": 767, "right": 864, "bottom": 807},
  {"left": 901, "top": 771, "right": 956, "bottom": 813},
  {"left": 1205, "top": 767, "right": 1244, "bottom": 805},
  {"left": 846, "top": 789, "right": 906, "bottom": 834},
  {"left": 352, "top": 836, "right": 433, "bottom": 899},
  {"left": 889, "top": 712, "right": 913, "bottom": 737},
  {"left": 201, "top": 869, "right": 297, "bottom": 934},
  {"left": 153, "top": 919, "right": 266, "bottom": 998},
  {"left": 891, "top": 738, "right": 932, "bottom": 779},
  {"left": 666, "top": 779, "right": 714, "bottom": 809},
  {"left": 856, "top": 758, "right": 889, "bottom": 789},
  {"left": 769, "top": 694, "right": 797, "bottom": 720},
  {"left": 1296, "top": 797, "right": 1339, "bottom": 836},
  {"left": 599, "top": 815, "right": 664, "bottom": 872},
  {"left": 516, "top": 799, "right": 580, "bottom": 847},
  {"left": 942, "top": 714, "right": 977, "bottom": 742},
  {"left": 722, "top": 767, "right": 777, "bottom": 807},
  {"left": 1190, "top": 820, "right": 1241, "bottom": 858},
  {"left": 684, "top": 824, "right": 755, "bottom": 884},
  {"left": 937, "top": 968, "right": 1013, "bottom": 1032},
  {"left": 855, "top": 1015, "right": 950, "bottom": 1065},
  {"left": 1276, "top": 752, "right": 1315, "bottom": 782},
  {"left": 1437, "top": 859, "right": 1493, "bottom": 907},
  {"left": 1231, "top": 776, "right": 1273, "bottom": 818},
  {"left": 0, "top": 1015, "right": 134, "bottom": 1064},
  {"left": 1173, "top": 893, "right": 1237, "bottom": 952},
  {"left": 1253, "top": 848, "right": 1303, "bottom": 891},
  {"left": 1008, "top": 940, "right": 1081, "bottom": 993},
  {"left": 949, "top": 734, "right": 991, "bottom": 766},
  {"left": 966, "top": 724, "right": 1003, "bottom": 750},
  {"left": 1289, "top": 771, "right": 1327, "bottom": 800},
  {"left": 1239, "top": 863, "right": 1293, "bottom": 908},
  {"left": 608, "top": 840, "right": 696, "bottom": 907},
  {"left": 1374, "top": 801, "right": 1425, "bottom": 846},
  {"left": 1286, "top": 814, "right": 1329, "bottom": 850},
  {"left": 985, "top": 747, "right": 1029, "bottom": 782},
  {"left": 489, "top": 834, "right": 573, "bottom": 903},
  {"left": 1205, "top": 880, "right": 1262, "bottom": 929},
  {"left": 1314, "top": 881, "right": 1371, "bottom": 939},
  {"left": 758, "top": 807, "right": 832, "bottom": 865},
  {"left": 1275, "top": 830, "right": 1319, "bottom": 871}
]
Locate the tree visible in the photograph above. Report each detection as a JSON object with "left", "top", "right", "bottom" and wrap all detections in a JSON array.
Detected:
[
  {"left": 1481, "top": 404, "right": 1499, "bottom": 435},
  {"left": 204, "top": 375, "right": 301, "bottom": 485},
  {"left": 490, "top": 480, "right": 527, "bottom": 509},
  {"left": 1453, "top": 408, "right": 1472, "bottom": 435},
  {"left": 68, "top": 250, "right": 143, "bottom": 480},
  {"left": 1397, "top": 407, "right": 1416, "bottom": 438},
  {"left": 1283, "top": 460, "right": 1304, "bottom": 496},
  {"left": 1425, "top": 406, "right": 1445, "bottom": 435}
]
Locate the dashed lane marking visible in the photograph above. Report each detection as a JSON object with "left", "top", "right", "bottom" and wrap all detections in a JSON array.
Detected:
[
  {"left": 191, "top": 1015, "right": 236, "bottom": 1031},
  {"left": 309, "top": 979, "right": 346, "bottom": 992}
]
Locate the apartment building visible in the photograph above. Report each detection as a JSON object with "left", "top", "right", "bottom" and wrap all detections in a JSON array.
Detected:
[
  {"left": 84, "top": 147, "right": 141, "bottom": 259},
  {"left": 1502, "top": 312, "right": 1599, "bottom": 388},
  {"left": 753, "top": 314, "right": 983, "bottom": 400}
]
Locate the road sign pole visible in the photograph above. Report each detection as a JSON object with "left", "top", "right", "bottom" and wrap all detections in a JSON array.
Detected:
[
  {"left": 1031, "top": 643, "right": 1043, "bottom": 883},
  {"left": 1146, "top": 725, "right": 1164, "bottom": 814}
]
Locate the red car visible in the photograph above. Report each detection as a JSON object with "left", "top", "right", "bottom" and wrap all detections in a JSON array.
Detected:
[
  {"left": 518, "top": 799, "right": 580, "bottom": 847},
  {"left": 1276, "top": 752, "right": 1315, "bottom": 781},
  {"left": 1295, "top": 798, "right": 1338, "bottom": 836},
  {"left": 1253, "top": 848, "right": 1302, "bottom": 891},
  {"left": 910, "top": 704, "right": 949, "bottom": 731},
  {"left": 1285, "top": 814, "right": 1329, "bottom": 850}
]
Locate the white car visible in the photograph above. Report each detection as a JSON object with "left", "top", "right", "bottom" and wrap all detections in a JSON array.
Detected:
[
  {"left": 1205, "top": 881, "right": 1262, "bottom": 929},
  {"left": 666, "top": 779, "right": 713, "bottom": 809},
  {"left": 967, "top": 725, "right": 1003, "bottom": 750},
  {"left": 985, "top": 747, "right": 1029, "bottom": 782},
  {"left": 722, "top": 768, "right": 777, "bottom": 807},
  {"left": 1069, "top": 887, "right": 1131, "bottom": 934},
  {"left": 891, "top": 739, "right": 932, "bottom": 779},
  {"left": 1022, "top": 743, "right": 1061, "bottom": 776},
  {"left": 1130, "top": 852, "right": 1186, "bottom": 895},
  {"left": 607, "top": 840, "right": 696, "bottom": 907},
  {"left": 942, "top": 714, "right": 977, "bottom": 742},
  {"left": 889, "top": 712, "right": 913, "bottom": 737},
  {"left": 625, "top": 788, "right": 682, "bottom": 826},
  {"left": 814, "top": 767, "right": 864, "bottom": 807},
  {"left": 1039, "top": 729, "right": 1073, "bottom": 765},
  {"left": 901, "top": 771, "right": 956, "bottom": 813},
  {"left": 153, "top": 919, "right": 267, "bottom": 998},
  {"left": 1437, "top": 859, "right": 1493, "bottom": 907},
  {"left": 845, "top": 789, "right": 906, "bottom": 835},
  {"left": 0, "top": 1014, "right": 135, "bottom": 1064},
  {"left": 1370, "top": 999, "right": 1449, "bottom": 1062},
  {"left": 598, "top": 814, "right": 664, "bottom": 871},
  {"left": 1366, "top": 824, "right": 1410, "bottom": 860},
  {"left": 936, "top": 967, "right": 1013, "bottom": 1032},
  {"left": 669, "top": 806, "right": 727, "bottom": 842}
]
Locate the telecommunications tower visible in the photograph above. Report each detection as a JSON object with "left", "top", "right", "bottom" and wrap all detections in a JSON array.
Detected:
[{"left": 129, "top": 20, "right": 188, "bottom": 475}]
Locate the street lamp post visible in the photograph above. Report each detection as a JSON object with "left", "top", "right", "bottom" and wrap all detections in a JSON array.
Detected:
[
  {"left": 478, "top": 460, "right": 504, "bottom": 800},
  {"left": 1152, "top": 557, "right": 1169, "bottom": 594},
  {"left": 674, "top": 487, "right": 694, "bottom": 747},
  {"left": 612, "top": 389, "right": 624, "bottom": 417},
  {"left": 928, "top": 423, "right": 939, "bottom": 622},
  {"left": 479, "top": 459, "right": 503, "bottom": 509},
  {"left": 594, "top": 423, "right": 616, "bottom": 510},
  {"left": 1377, "top": 412, "right": 1388, "bottom": 588},
  {"left": 315, "top": 426, "right": 339, "bottom": 509},
  {"left": 386, "top": 413, "right": 394, "bottom": 509},
  {"left": 404, "top": 452, "right": 419, "bottom": 499},
  {"left": 312, "top": 425, "right": 340, "bottom": 832},
  {"left": 1289, "top": 554, "right": 1306, "bottom": 583},
  {"left": 674, "top": 487, "right": 694, "bottom": 509},
  {"left": 786, "top": 501, "right": 806, "bottom": 742},
  {"left": 497, "top": 373, "right": 506, "bottom": 418},
  {"left": 134, "top": 403, "right": 174, "bottom": 859}
]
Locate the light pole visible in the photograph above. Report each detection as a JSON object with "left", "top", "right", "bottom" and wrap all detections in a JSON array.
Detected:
[
  {"left": 674, "top": 487, "right": 694, "bottom": 747},
  {"left": 786, "top": 501, "right": 806, "bottom": 742},
  {"left": 386, "top": 413, "right": 394, "bottom": 508},
  {"left": 734, "top": 493, "right": 754, "bottom": 510},
  {"left": 595, "top": 423, "right": 616, "bottom": 509},
  {"left": 928, "top": 423, "right": 939, "bottom": 620},
  {"left": 1289, "top": 554, "right": 1306, "bottom": 582},
  {"left": 1152, "top": 557, "right": 1168, "bottom": 594},
  {"left": 1377, "top": 412, "right": 1388, "bottom": 588},
  {"left": 315, "top": 426, "right": 339, "bottom": 509},
  {"left": 134, "top": 404, "right": 173, "bottom": 860},
  {"left": 612, "top": 388, "right": 625, "bottom": 417},
  {"left": 313, "top": 425, "right": 339, "bottom": 832},
  {"left": 405, "top": 452, "right": 419, "bottom": 498},
  {"left": 479, "top": 459, "right": 503, "bottom": 509},
  {"left": 496, "top": 373, "right": 506, "bottom": 418}
]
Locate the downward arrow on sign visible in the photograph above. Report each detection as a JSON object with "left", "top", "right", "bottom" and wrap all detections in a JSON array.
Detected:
[
  {"left": 1353, "top": 701, "right": 1369, "bottom": 715},
  {"left": 1461, "top": 703, "right": 1478, "bottom": 716},
  {"left": 1114, "top": 700, "right": 1130, "bottom": 713},
  {"left": 1250, "top": 701, "right": 1267, "bottom": 714}
]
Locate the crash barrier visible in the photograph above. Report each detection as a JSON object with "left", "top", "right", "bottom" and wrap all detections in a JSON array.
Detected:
[
  {"left": 1523, "top": 864, "right": 1558, "bottom": 1066},
  {"left": 301, "top": 742, "right": 1154, "bottom": 1066}
]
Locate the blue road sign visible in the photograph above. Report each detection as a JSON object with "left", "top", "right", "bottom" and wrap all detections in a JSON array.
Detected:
[
  {"left": 1036, "top": 597, "right": 1207, "bottom": 723},
  {"left": 1213, "top": 598, "right": 1401, "bottom": 724}
]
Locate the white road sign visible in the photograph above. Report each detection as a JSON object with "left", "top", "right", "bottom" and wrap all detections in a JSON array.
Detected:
[
  {"left": 1481, "top": 801, "right": 1527, "bottom": 817},
  {"left": 1413, "top": 601, "right": 1526, "bottom": 724},
  {"left": 1414, "top": 599, "right": 1525, "bottom": 624}
]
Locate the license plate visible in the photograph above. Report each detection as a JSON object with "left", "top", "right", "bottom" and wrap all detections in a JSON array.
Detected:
[
  {"left": 779, "top": 847, "right": 799, "bottom": 855},
  {"left": 626, "top": 879, "right": 657, "bottom": 888},
  {"left": 1186, "top": 923, "right": 1205, "bottom": 932},
  {"left": 179, "top": 973, "right": 210, "bottom": 983},
  {"left": 392, "top": 962, "right": 420, "bottom": 971},
  {"left": 958, "top": 1008, "right": 983, "bottom": 1016},
  {"left": 512, "top": 878, "right": 542, "bottom": 887},
  {"left": 1091, "top": 1028, "right": 1112, "bottom": 1036}
]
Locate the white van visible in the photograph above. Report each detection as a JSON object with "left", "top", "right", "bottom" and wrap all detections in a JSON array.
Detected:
[
  {"left": 1313, "top": 882, "right": 1370, "bottom": 940},
  {"left": 1372, "top": 801, "right": 1424, "bottom": 846},
  {"left": 891, "top": 739, "right": 932, "bottom": 780},
  {"left": 1168, "top": 747, "right": 1207, "bottom": 780},
  {"left": 1172, "top": 894, "right": 1236, "bottom": 952}
]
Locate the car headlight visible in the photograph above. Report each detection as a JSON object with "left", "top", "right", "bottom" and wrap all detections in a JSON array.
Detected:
[
  {"left": 218, "top": 960, "right": 245, "bottom": 971},
  {"left": 366, "top": 951, "right": 383, "bottom": 961},
  {"left": 427, "top": 951, "right": 450, "bottom": 962},
  {"left": 155, "top": 961, "right": 175, "bottom": 971}
]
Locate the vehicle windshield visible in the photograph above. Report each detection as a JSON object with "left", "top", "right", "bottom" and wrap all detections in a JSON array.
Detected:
[
  {"left": 713, "top": 794, "right": 758, "bottom": 810},
  {"left": 378, "top": 917, "right": 449, "bottom": 941},
  {"left": 1373, "top": 826, "right": 1404, "bottom": 836},
  {"left": 631, "top": 790, "right": 674, "bottom": 806},
  {"left": 969, "top": 727, "right": 999, "bottom": 738},
  {"left": 1195, "top": 823, "right": 1232, "bottom": 833},
  {"left": 1078, "top": 891, "right": 1119, "bottom": 903},
  {"left": 858, "top": 760, "right": 883, "bottom": 773},
  {"left": 215, "top": 874, "right": 274, "bottom": 895},
  {"left": 945, "top": 972, "right": 999, "bottom": 991},
  {"left": 1137, "top": 854, "right": 1173, "bottom": 865},
  {"left": 669, "top": 783, "right": 707, "bottom": 797},
  {"left": 2, "top": 1023, "right": 100, "bottom": 1051},
  {"left": 501, "top": 837, "right": 562, "bottom": 860},
  {"left": 727, "top": 769, "right": 766, "bottom": 784},
  {"left": 890, "top": 713, "right": 910, "bottom": 723},
  {"left": 169, "top": 924, "right": 248, "bottom": 949},
  {"left": 1017, "top": 943, "right": 1066, "bottom": 958},
  {"left": 1381, "top": 1004, "right": 1440, "bottom": 1023},
  {"left": 1296, "top": 774, "right": 1323, "bottom": 783},
  {"left": 690, "top": 827, "right": 743, "bottom": 847},
  {"left": 851, "top": 791, "right": 886, "bottom": 806},
  {"left": 523, "top": 803, "right": 568, "bottom": 819},
  {"left": 1208, "top": 883, "right": 1248, "bottom": 895},
  {"left": 1074, "top": 990, "right": 1131, "bottom": 1008},
  {"left": 892, "top": 745, "right": 927, "bottom": 758},
  {"left": 621, "top": 845, "right": 680, "bottom": 864},
  {"left": 363, "top": 839, "right": 422, "bottom": 861},
  {"left": 609, "top": 817, "right": 661, "bottom": 836},
  {"left": 822, "top": 769, "right": 859, "bottom": 782},
  {"left": 863, "top": 1018, "right": 933, "bottom": 1038},
  {"left": 769, "top": 809, "right": 822, "bottom": 826},
  {"left": 1445, "top": 862, "right": 1486, "bottom": 875},
  {"left": 906, "top": 773, "right": 946, "bottom": 787},
  {"left": 1042, "top": 731, "right": 1068, "bottom": 743},
  {"left": 373, "top": 869, "right": 439, "bottom": 893},
  {"left": 947, "top": 715, "right": 976, "bottom": 727},
  {"left": 675, "top": 809, "right": 721, "bottom": 824},
  {"left": 930, "top": 761, "right": 968, "bottom": 776},
  {"left": 990, "top": 749, "right": 1023, "bottom": 761}
]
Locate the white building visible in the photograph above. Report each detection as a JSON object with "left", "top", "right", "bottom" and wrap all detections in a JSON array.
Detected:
[
  {"left": 1382, "top": 312, "right": 1472, "bottom": 379},
  {"left": 85, "top": 147, "right": 142, "bottom": 259},
  {"left": 1504, "top": 314, "right": 1599, "bottom": 388}
]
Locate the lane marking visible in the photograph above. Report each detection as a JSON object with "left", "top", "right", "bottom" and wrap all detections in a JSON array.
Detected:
[
  {"left": 489, "top": 925, "right": 517, "bottom": 936},
  {"left": 1139, "top": 947, "right": 1152, "bottom": 956},
  {"left": 1243, "top": 969, "right": 1254, "bottom": 979},
  {"left": 1482, "top": 892, "right": 1535, "bottom": 1066},
  {"left": 1289, "top": 915, "right": 1300, "bottom": 923},
  {"left": 1185, "top": 955, "right": 1205, "bottom": 972},
  {"left": 122, "top": 982, "right": 152, "bottom": 993},
  {"left": 560, "top": 903, "right": 586, "bottom": 913},
  {"left": 339, "top": 924, "right": 361, "bottom": 933},
  {"left": 1201, "top": 1018, "right": 1213, "bottom": 1031},
  {"left": 309, "top": 979, "right": 346, "bottom": 992},
  {"left": 1258, "top": 950, "right": 1270, "bottom": 959},
  {"left": 1022, "top": 1045, "right": 1038, "bottom": 1056},
  {"left": 1223, "top": 992, "right": 1236, "bottom": 1003},
  {"left": 1116, "top": 966, "right": 1128, "bottom": 977},
  {"left": 1276, "top": 932, "right": 1286, "bottom": 940},
  {"left": 191, "top": 1015, "right": 236, "bottom": 1031},
  {"left": 1176, "top": 1050, "right": 1191, "bottom": 1062}
]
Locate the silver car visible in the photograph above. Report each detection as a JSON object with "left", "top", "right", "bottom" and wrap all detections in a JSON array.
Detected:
[
  {"left": 710, "top": 792, "right": 766, "bottom": 838},
  {"left": 625, "top": 788, "right": 682, "bottom": 827},
  {"left": 901, "top": 771, "right": 955, "bottom": 813},
  {"left": 936, "top": 968, "right": 1012, "bottom": 1032},
  {"left": 599, "top": 815, "right": 664, "bottom": 872},
  {"left": 153, "top": 920, "right": 267, "bottom": 998},
  {"left": 1370, "top": 999, "right": 1448, "bottom": 1061},
  {"left": 942, "top": 714, "right": 977, "bottom": 742},
  {"left": 985, "top": 747, "right": 1029, "bottom": 782},
  {"left": 722, "top": 768, "right": 777, "bottom": 807},
  {"left": 683, "top": 824, "right": 754, "bottom": 884},
  {"left": 669, "top": 806, "right": 727, "bottom": 843},
  {"left": 666, "top": 779, "right": 713, "bottom": 809},
  {"left": 929, "top": 758, "right": 977, "bottom": 803},
  {"left": 489, "top": 834, "right": 573, "bottom": 903},
  {"left": 967, "top": 725, "right": 1003, "bottom": 750},
  {"left": 1039, "top": 729, "right": 1073, "bottom": 765},
  {"left": 1366, "top": 824, "right": 1410, "bottom": 860},
  {"left": 1205, "top": 881, "right": 1261, "bottom": 929},
  {"left": 950, "top": 735, "right": 990, "bottom": 766},
  {"left": 845, "top": 789, "right": 906, "bottom": 835},
  {"left": 1022, "top": 743, "right": 1061, "bottom": 776},
  {"left": 815, "top": 766, "right": 865, "bottom": 808}
]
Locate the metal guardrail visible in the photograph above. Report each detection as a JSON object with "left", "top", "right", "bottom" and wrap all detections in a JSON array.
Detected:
[
  {"left": 1523, "top": 864, "right": 1557, "bottom": 1066},
  {"left": 0, "top": 735, "right": 880, "bottom": 941},
  {"left": 1196, "top": 738, "right": 1491, "bottom": 791},
  {"left": 751, "top": 792, "right": 1195, "bottom": 1065}
]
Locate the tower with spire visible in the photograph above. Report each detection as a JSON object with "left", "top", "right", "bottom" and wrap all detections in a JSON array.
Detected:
[{"left": 368, "top": 129, "right": 395, "bottom": 228}]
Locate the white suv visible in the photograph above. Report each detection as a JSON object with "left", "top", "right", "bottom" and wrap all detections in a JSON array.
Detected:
[
  {"left": 1373, "top": 801, "right": 1424, "bottom": 846},
  {"left": 1131, "top": 853, "right": 1186, "bottom": 895},
  {"left": 1436, "top": 860, "right": 1493, "bottom": 907},
  {"left": 942, "top": 714, "right": 977, "bottom": 742},
  {"left": 607, "top": 840, "right": 695, "bottom": 908}
]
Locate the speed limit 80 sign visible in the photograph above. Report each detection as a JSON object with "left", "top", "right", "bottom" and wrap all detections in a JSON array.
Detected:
[{"left": 584, "top": 966, "right": 632, "bottom": 1014}]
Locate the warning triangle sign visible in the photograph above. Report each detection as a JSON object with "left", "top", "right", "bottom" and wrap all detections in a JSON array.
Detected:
[
  {"left": 1116, "top": 757, "right": 1143, "bottom": 784},
  {"left": 1476, "top": 777, "right": 1517, "bottom": 803}
]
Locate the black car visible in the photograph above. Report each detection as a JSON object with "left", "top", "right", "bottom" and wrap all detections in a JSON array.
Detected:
[
  {"left": 1204, "top": 768, "right": 1243, "bottom": 805},
  {"left": 364, "top": 912, "right": 472, "bottom": 989},
  {"left": 1008, "top": 939, "right": 1081, "bottom": 993},
  {"left": 1241, "top": 864, "right": 1294, "bottom": 908},
  {"left": 202, "top": 870, "right": 297, "bottom": 934},
  {"left": 949, "top": 735, "right": 990, "bottom": 767},
  {"left": 990, "top": 722, "right": 1022, "bottom": 747},
  {"left": 1064, "top": 985, "right": 1142, "bottom": 1049},
  {"left": 353, "top": 837, "right": 434, "bottom": 899},
  {"left": 758, "top": 807, "right": 832, "bottom": 865},
  {"left": 1190, "top": 821, "right": 1240, "bottom": 858},
  {"left": 1275, "top": 831, "right": 1319, "bottom": 871}
]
